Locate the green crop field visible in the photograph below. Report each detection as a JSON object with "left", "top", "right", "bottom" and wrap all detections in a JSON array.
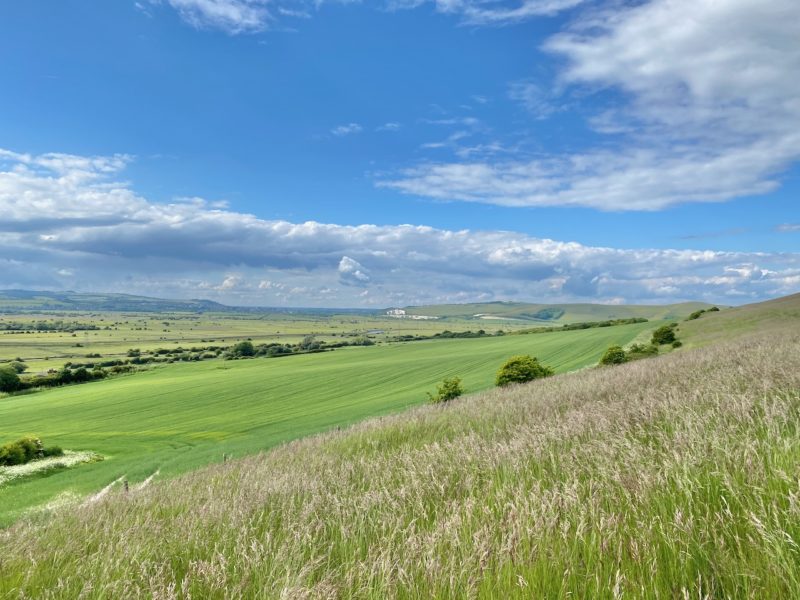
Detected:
[
  {"left": 0, "top": 311, "right": 513, "bottom": 372},
  {"left": 0, "top": 320, "right": 654, "bottom": 524}
]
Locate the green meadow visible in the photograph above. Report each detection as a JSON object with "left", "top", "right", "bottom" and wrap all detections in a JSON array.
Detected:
[{"left": 0, "top": 320, "right": 654, "bottom": 524}]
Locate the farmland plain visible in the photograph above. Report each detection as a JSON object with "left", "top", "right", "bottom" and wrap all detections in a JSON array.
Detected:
[{"left": 0, "top": 318, "right": 656, "bottom": 524}]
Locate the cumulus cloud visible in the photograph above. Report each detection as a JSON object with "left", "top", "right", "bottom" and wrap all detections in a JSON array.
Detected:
[
  {"left": 338, "top": 256, "right": 371, "bottom": 287},
  {"left": 1, "top": 147, "right": 798, "bottom": 305},
  {"left": 385, "top": 0, "right": 800, "bottom": 211}
]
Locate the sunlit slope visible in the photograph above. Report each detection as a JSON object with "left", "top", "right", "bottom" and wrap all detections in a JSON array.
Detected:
[
  {"left": 2, "top": 313, "right": 799, "bottom": 597},
  {"left": 403, "top": 300, "right": 714, "bottom": 322},
  {"left": 680, "top": 292, "right": 800, "bottom": 347},
  {"left": 0, "top": 320, "right": 652, "bottom": 524}
]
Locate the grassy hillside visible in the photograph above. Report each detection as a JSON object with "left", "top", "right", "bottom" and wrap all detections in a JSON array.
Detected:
[
  {"left": 402, "top": 300, "right": 715, "bottom": 322},
  {"left": 0, "top": 321, "right": 652, "bottom": 524},
  {"left": 0, "top": 299, "right": 798, "bottom": 597},
  {"left": 680, "top": 291, "right": 800, "bottom": 347}
]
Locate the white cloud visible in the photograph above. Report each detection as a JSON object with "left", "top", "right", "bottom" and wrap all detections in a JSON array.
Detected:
[
  {"left": 389, "top": 0, "right": 586, "bottom": 25},
  {"left": 338, "top": 256, "right": 371, "bottom": 286},
  {"left": 331, "top": 123, "right": 363, "bottom": 136},
  {"left": 777, "top": 224, "right": 800, "bottom": 233},
  {"left": 0, "top": 147, "right": 798, "bottom": 305},
  {"left": 386, "top": 0, "right": 800, "bottom": 211},
  {"left": 162, "top": 0, "right": 270, "bottom": 34},
  {"left": 507, "top": 80, "right": 557, "bottom": 119},
  {"left": 377, "top": 122, "right": 402, "bottom": 132},
  {"left": 158, "top": 0, "right": 584, "bottom": 34}
]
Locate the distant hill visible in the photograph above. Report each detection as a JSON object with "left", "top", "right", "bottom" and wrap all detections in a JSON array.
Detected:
[
  {"left": 0, "top": 289, "right": 381, "bottom": 315},
  {"left": 0, "top": 289, "right": 230, "bottom": 313},
  {"left": 1, "top": 289, "right": 725, "bottom": 319},
  {"left": 392, "top": 300, "right": 718, "bottom": 323}
]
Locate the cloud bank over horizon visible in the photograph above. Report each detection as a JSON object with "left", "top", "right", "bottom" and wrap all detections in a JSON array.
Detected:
[{"left": 1, "top": 148, "right": 798, "bottom": 307}]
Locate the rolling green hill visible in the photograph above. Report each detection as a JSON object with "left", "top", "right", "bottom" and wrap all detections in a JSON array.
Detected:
[
  {"left": 0, "top": 320, "right": 653, "bottom": 524},
  {"left": 1, "top": 295, "right": 798, "bottom": 598},
  {"left": 398, "top": 300, "right": 716, "bottom": 323}
]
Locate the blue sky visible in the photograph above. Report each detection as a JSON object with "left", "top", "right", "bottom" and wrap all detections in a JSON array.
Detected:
[{"left": 0, "top": 0, "right": 798, "bottom": 306}]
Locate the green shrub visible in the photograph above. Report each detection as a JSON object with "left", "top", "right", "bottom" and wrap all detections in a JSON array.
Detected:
[
  {"left": 599, "top": 345, "right": 627, "bottom": 365},
  {"left": 495, "top": 355, "right": 553, "bottom": 386},
  {"left": 230, "top": 341, "right": 255, "bottom": 357},
  {"left": 8, "top": 361, "right": 28, "bottom": 374},
  {"left": 427, "top": 377, "right": 465, "bottom": 404},
  {"left": 651, "top": 324, "right": 677, "bottom": 345},
  {"left": 0, "top": 436, "right": 44, "bottom": 466},
  {"left": 626, "top": 343, "right": 659, "bottom": 361},
  {"left": 42, "top": 446, "right": 64, "bottom": 458},
  {"left": 672, "top": 340, "right": 683, "bottom": 348},
  {"left": 0, "top": 443, "right": 25, "bottom": 466},
  {"left": 0, "top": 366, "right": 21, "bottom": 393}
]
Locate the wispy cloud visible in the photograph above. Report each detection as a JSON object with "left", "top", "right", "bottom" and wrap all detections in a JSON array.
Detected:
[
  {"left": 678, "top": 228, "right": 748, "bottom": 241},
  {"left": 777, "top": 223, "right": 800, "bottom": 233},
  {"left": 158, "top": 0, "right": 583, "bottom": 34},
  {"left": 388, "top": 0, "right": 586, "bottom": 25},
  {"left": 162, "top": 0, "right": 271, "bottom": 34},
  {"left": 507, "top": 80, "right": 557, "bottom": 119},
  {"left": 331, "top": 123, "right": 363, "bottom": 136},
  {"left": 386, "top": 0, "right": 800, "bottom": 211},
  {"left": 1, "top": 147, "right": 798, "bottom": 305}
]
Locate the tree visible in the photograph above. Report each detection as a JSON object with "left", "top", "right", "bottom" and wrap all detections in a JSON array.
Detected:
[
  {"left": 599, "top": 345, "right": 628, "bottom": 365},
  {"left": 0, "top": 366, "right": 21, "bottom": 393},
  {"left": 231, "top": 340, "right": 255, "bottom": 357},
  {"left": 298, "top": 335, "right": 321, "bottom": 352},
  {"left": 651, "top": 325, "right": 677, "bottom": 345},
  {"left": 495, "top": 355, "right": 553, "bottom": 387},
  {"left": 8, "top": 361, "right": 27, "bottom": 374},
  {"left": 427, "top": 377, "right": 464, "bottom": 404}
]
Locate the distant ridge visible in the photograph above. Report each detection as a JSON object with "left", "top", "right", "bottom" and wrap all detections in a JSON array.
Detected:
[
  {"left": 0, "top": 289, "right": 229, "bottom": 313},
  {"left": 0, "top": 289, "right": 724, "bottom": 319},
  {"left": 0, "top": 289, "right": 378, "bottom": 314},
  {"left": 392, "top": 299, "right": 719, "bottom": 324}
]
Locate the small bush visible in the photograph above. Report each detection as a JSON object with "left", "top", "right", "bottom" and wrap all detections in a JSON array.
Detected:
[
  {"left": 496, "top": 355, "right": 553, "bottom": 387},
  {"left": 651, "top": 324, "right": 677, "bottom": 345},
  {"left": 42, "top": 446, "right": 64, "bottom": 458},
  {"left": 230, "top": 341, "right": 255, "bottom": 357},
  {"left": 626, "top": 343, "right": 659, "bottom": 361},
  {"left": 427, "top": 377, "right": 464, "bottom": 404},
  {"left": 672, "top": 340, "right": 683, "bottom": 348},
  {"left": 599, "top": 345, "right": 627, "bottom": 365},
  {"left": 0, "top": 436, "right": 46, "bottom": 466},
  {"left": 0, "top": 366, "right": 21, "bottom": 393}
]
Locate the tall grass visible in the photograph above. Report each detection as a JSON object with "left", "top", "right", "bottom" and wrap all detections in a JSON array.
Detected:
[{"left": 2, "top": 331, "right": 800, "bottom": 598}]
